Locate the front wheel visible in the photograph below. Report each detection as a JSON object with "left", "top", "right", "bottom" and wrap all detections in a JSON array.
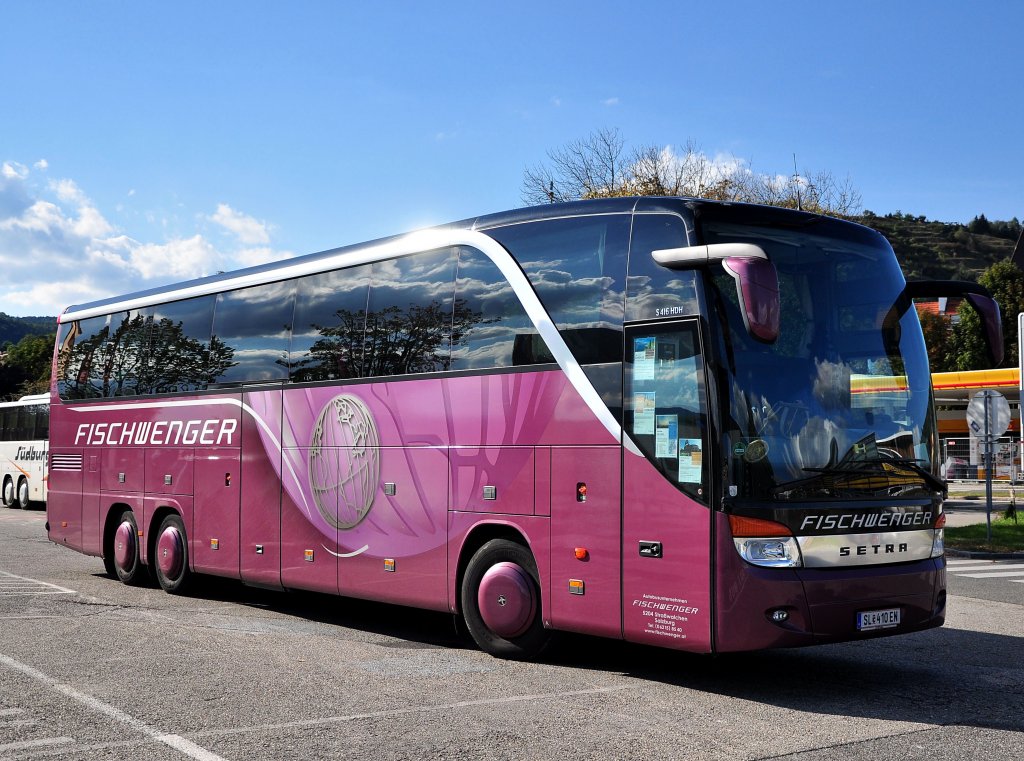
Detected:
[
  {"left": 153, "top": 514, "right": 192, "bottom": 594},
  {"left": 460, "top": 539, "right": 550, "bottom": 660}
]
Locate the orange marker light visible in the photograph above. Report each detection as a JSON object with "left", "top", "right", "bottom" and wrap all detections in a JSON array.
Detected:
[{"left": 574, "top": 547, "right": 589, "bottom": 560}]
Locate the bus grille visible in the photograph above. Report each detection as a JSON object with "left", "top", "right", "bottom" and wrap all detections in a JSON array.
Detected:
[{"left": 50, "top": 454, "right": 83, "bottom": 472}]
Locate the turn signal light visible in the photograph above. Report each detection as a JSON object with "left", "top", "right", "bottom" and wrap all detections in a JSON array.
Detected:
[
  {"left": 931, "top": 512, "right": 946, "bottom": 558},
  {"left": 728, "top": 514, "right": 792, "bottom": 537}
]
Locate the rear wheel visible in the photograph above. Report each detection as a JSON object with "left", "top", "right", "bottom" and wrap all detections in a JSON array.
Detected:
[
  {"left": 112, "top": 509, "right": 147, "bottom": 585},
  {"left": 1, "top": 478, "right": 13, "bottom": 508},
  {"left": 153, "top": 514, "right": 191, "bottom": 594},
  {"left": 16, "top": 478, "right": 30, "bottom": 510},
  {"left": 461, "top": 539, "right": 550, "bottom": 660}
]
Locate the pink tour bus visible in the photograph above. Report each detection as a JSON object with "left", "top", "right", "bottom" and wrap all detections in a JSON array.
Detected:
[{"left": 46, "top": 198, "right": 1002, "bottom": 658}]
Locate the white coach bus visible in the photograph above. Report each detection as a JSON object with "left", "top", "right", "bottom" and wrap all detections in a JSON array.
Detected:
[{"left": 0, "top": 393, "right": 49, "bottom": 509}]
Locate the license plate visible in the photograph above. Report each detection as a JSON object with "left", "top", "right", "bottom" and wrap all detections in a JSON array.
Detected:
[{"left": 857, "top": 608, "right": 901, "bottom": 631}]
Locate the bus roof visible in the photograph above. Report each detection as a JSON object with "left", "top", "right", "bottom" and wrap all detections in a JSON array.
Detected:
[{"left": 59, "top": 197, "right": 863, "bottom": 321}]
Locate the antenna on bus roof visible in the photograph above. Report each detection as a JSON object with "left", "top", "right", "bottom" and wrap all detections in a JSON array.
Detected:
[{"left": 792, "top": 154, "right": 803, "bottom": 211}]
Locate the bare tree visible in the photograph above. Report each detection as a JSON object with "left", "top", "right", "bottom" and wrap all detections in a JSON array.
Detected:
[{"left": 522, "top": 130, "right": 862, "bottom": 217}]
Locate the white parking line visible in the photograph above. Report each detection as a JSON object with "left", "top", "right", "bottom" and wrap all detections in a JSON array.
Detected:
[
  {"left": 0, "top": 652, "right": 228, "bottom": 761},
  {"left": 0, "top": 571, "right": 76, "bottom": 596},
  {"left": 191, "top": 685, "right": 635, "bottom": 741},
  {"left": 946, "top": 563, "right": 1024, "bottom": 572},
  {"left": 0, "top": 718, "right": 37, "bottom": 728},
  {"left": 0, "top": 738, "right": 74, "bottom": 753},
  {"left": 957, "top": 571, "right": 1024, "bottom": 578}
]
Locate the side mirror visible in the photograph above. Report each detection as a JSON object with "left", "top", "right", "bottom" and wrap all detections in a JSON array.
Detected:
[
  {"left": 722, "top": 257, "right": 780, "bottom": 343},
  {"left": 652, "top": 243, "right": 780, "bottom": 343},
  {"left": 963, "top": 292, "right": 1004, "bottom": 366},
  {"left": 904, "top": 280, "right": 1004, "bottom": 366}
]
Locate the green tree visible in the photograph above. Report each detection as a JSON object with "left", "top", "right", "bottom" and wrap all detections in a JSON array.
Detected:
[
  {"left": 947, "top": 260, "right": 1024, "bottom": 370},
  {"left": 917, "top": 311, "right": 953, "bottom": 372},
  {"left": 968, "top": 214, "right": 991, "bottom": 235},
  {"left": 3, "top": 333, "right": 55, "bottom": 397}
]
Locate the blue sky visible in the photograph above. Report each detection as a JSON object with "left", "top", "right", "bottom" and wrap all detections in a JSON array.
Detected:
[{"left": 1, "top": 1, "right": 1022, "bottom": 317}]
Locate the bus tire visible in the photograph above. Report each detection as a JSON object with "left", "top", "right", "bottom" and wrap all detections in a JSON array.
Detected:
[
  {"left": 461, "top": 538, "right": 550, "bottom": 660},
  {"left": 153, "top": 514, "right": 191, "bottom": 594},
  {"left": 1, "top": 477, "right": 13, "bottom": 508},
  {"left": 112, "top": 509, "right": 147, "bottom": 586},
  {"left": 16, "top": 478, "right": 30, "bottom": 510}
]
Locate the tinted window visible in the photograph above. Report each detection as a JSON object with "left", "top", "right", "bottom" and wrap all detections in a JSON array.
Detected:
[
  {"left": 18, "top": 405, "right": 34, "bottom": 440},
  {"left": 32, "top": 404, "right": 49, "bottom": 439},
  {"left": 625, "top": 321, "right": 708, "bottom": 503},
  {"left": 211, "top": 281, "right": 295, "bottom": 385},
  {"left": 363, "top": 248, "right": 457, "bottom": 377},
  {"left": 290, "top": 264, "right": 371, "bottom": 382},
  {"left": 57, "top": 314, "right": 115, "bottom": 399},
  {"left": 485, "top": 215, "right": 629, "bottom": 363},
  {"left": 626, "top": 214, "right": 701, "bottom": 323},
  {"left": 451, "top": 247, "right": 550, "bottom": 370},
  {"left": 0, "top": 408, "right": 11, "bottom": 440},
  {"left": 145, "top": 296, "right": 217, "bottom": 393}
]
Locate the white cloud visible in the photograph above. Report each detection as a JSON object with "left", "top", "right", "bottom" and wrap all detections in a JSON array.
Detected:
[
  {"left": 210, "top": 203, "right": 271, "bottom": 245},
  {"left": 2, "top": 161, "right": 29, "bottom": 180},
  {"left": 0, "top": 161, "right": 289, "bottom": 316},
  {"left": 602, "top": 97, "right": 620, "bottom": 107},
  {"left": 51, "top": 178, "right": 86, "bottom": 204},
  {"left": 130, "top": 235, "right": 220, "bottom": 280}
]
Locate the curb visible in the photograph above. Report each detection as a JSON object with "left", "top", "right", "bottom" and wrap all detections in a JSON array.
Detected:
[{"left": 946, "top": 549, "right": 1024, "bottom": 560}]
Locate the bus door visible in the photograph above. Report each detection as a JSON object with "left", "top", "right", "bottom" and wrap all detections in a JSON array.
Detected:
[
  {"left": 192, "top": 393, "right": 243, "bottom": 580},
  {"left": 621, "top": 320, "right": 713, "bottom": 652}
]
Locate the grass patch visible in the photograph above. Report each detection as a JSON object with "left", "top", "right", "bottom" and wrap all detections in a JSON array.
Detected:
[{"left": 945, "top": 513, "right": 1024, "bottom": 553}]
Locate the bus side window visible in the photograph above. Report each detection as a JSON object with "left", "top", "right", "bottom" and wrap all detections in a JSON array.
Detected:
[
  {"left": 363, "top": 248, "right": 458, "bottom": 377},
  {"left": 626, "top": 214, "right": 700, "bottom": 323},
  {"left": 624, "top": 322, "right": 708, "bottom": 503},
  {"left": 57, "top": 315, "right": 109, "bottom": 400},
  {"left": 291, "top": 264, "right": 371, "bottom": 383},
  {"left": 211, "top": 281, "right": 296, "bottom": 386},
  {"left": 147, "top": 296, "right": 216, "bottom": 394},
  {"left": 485, "top": 215, "right": 629, "bottom": 365},
  {"left": 451, "top": 246, "right": 549, "bottom": 370}
]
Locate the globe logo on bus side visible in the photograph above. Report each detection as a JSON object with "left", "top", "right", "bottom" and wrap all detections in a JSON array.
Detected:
[{"left": 308, "top": 395, "right": 381, "bottom": 529}]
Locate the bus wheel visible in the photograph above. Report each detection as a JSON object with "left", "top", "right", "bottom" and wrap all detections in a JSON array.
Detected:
[
  {"left": 16, "top": 478, "right": 30, "bottom": 510},
  {"left": 1, "top": 478, "right": 13, "bottom": 508},
  {"left": 153, "top": 514, "right": 191, "bottom": 594},
  {"left": 112, "top": 510, "right": 147, "bottom": 585},
  {"left": 461, "top": 539, "right": 550, "bottom": 660}
]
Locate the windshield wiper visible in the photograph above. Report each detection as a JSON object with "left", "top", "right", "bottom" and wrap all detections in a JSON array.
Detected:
[{"left": 799, "top": 457, "right": 945, "bottom": 496}]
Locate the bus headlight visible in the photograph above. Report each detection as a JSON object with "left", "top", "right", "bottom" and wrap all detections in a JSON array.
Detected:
[
  {"left": 728, "top": 514, "right": 803, "bottom": 568},
  {"left": 734, "top": 537, "right": 803, "bottom": 568}
]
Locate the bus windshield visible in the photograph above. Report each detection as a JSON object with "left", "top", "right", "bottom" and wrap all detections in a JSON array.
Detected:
[{"left": 707, "top": 221, "right": 937, "bottom": 501}]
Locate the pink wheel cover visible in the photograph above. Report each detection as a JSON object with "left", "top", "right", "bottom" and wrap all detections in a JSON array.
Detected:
[
  {"left": 157, "top": 525, "right": 184, "bottom": 579},
  {"left": 113, "top": 520, "right": 136, "bottom": 571},
  {"left": 477, "top": 561, "right": 536, "bottom": 638}
]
